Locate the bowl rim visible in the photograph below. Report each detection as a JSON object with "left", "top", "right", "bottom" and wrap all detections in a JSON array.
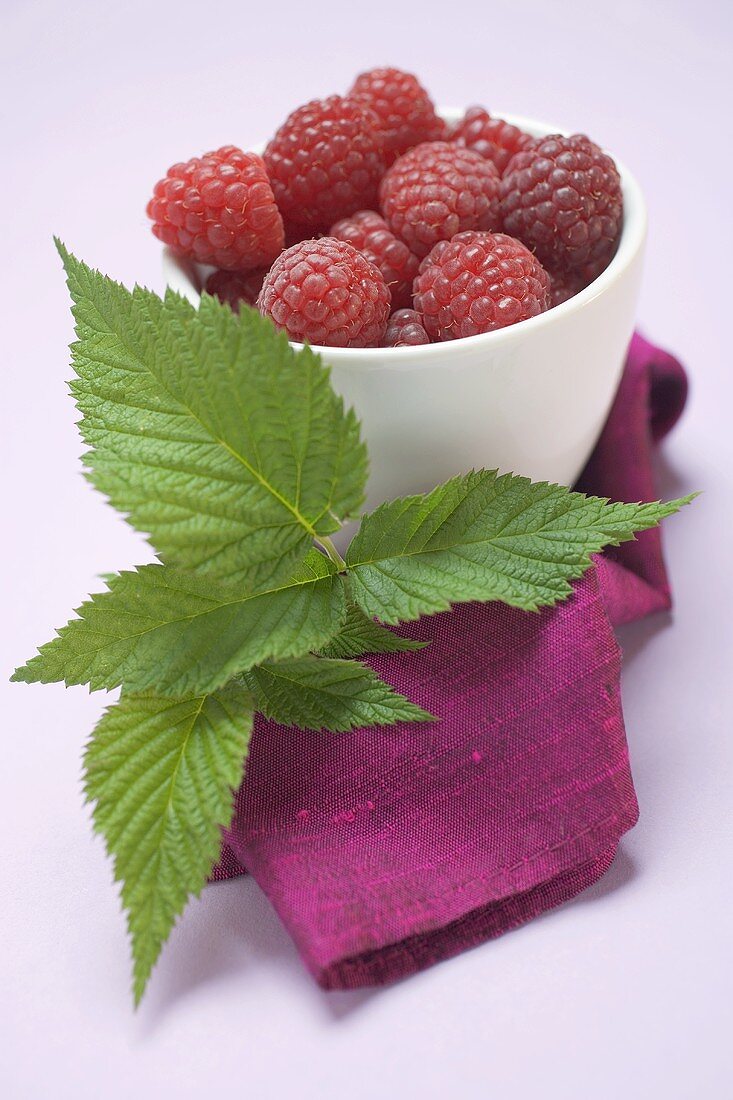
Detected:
[{"left": 162, "top": 108, "right": 647, "bottom": 368}]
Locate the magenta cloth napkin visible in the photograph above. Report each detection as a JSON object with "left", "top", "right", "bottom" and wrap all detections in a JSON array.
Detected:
[{"left": 211, "top": 332, "right": 688, "bottom": 990}]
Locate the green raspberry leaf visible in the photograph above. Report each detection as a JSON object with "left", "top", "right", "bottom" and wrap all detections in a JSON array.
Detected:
[
  {"left": 57, "top": 242, "right": 367, "bottom": 588},
  {"left": 11, "top": 245, "right": 697, "bottom": 1009},
  {"left": 13, "top": 555, "right": 346, "bottom": 697},
  {"left": 245, "top": 655, "right": 434, "bottom": 732},
  {"left": 84, "top": 682, "right": 254, "bottom": 1005},
  {"left": 346, "top": 470, "right": 693, "bottom": 623},
  {"left": 317, "top": 602, "right": 426, "bottom": 658}
]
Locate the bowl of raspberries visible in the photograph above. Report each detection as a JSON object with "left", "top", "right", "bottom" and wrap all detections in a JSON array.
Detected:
[{"left": 153, "top": 67, "right": 645, "bottom": 508}]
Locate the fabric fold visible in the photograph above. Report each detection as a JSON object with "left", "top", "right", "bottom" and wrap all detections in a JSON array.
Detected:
[{"left": 211, "top": 332, "right": 688, "bottom": 990}]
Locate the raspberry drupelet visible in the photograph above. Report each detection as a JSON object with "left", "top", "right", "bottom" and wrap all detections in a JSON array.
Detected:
[
  {"left": 147, "top": 146, "right": 284, "bottom": 272},
  {"left": 263, "top": 96, "right": 388, "bottom": 236},
  {"left": 413, "top": 231, "right": 550, "bottom": 341},
  {"left": 382, "top": 309, "right": 430, "bottom": 347},
  {"left": 347, "top": 67, "right": 445, "bottom": 164},
  {"left": 379, "top": 141, "right": 502, "bottom": 259},
  {"left": 500, "top": 133, "right": 623, "bottom": 280},
  {"left": 329, "top": 210, "right": 420, "bottom": 310},
  {"left": 450, "top": 106, "right": 534, "bottom": 175},
  {"left": 205, "top": 269, "right": 267, "bottom": 312},
  {"left": 257, "top": 237, "right": 391, "bottom": 348}
]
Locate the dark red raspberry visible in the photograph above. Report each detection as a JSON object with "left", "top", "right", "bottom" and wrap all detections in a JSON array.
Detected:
[
  {"left": 257, "top": 237, "right": 390, "bottom": 348},
  {"left": 347, "top": 67, "right": 445, "bottom": 164},
  {"left": 500, "top": 134, "right": 623, "bottom": 278},
  {"left": 283, "top": 222, "right": 313, "bottom": 248},
  {"left": 379, "top": 142, "right": 501, "bottom": 259},
  {"left": 547, "top": 269, "right": 587, "bottom": 308},
  {"left": 263, "top": 96, "right": 387, "bottom": 236},
  {"left": 450, "top": 106, "right": 534, "bottom": 175},
  {"left": 329, "top": 210, "right": 419, "bottom": 309},
  {"left": 413, "top": 231, "right": 550, "bottom": 341},
  {"left": 205, "top": 269, "right": 266, "bottom": 312},
  {"left": 147, "top": 146, "right": 284, "bottom": 272},
  {"left": 382, "top": 309, "right": 430, "bottom": 347}
]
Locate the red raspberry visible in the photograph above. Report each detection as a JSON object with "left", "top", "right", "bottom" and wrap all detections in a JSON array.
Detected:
[
  {"left": 205, "top": 269, "right": 266, "bottom": 312},
  {"left": 257, "top": 237, "right": 391, "bottom": 348},
  {"left": 347, "top": 67, "right": 445, "bottom": 164},
  {"left": 147, "top": 146, "right": 284, "bottom": 272},
  {"left": 450, "top": 106, "right": 534, "bottom": 175},
  {"left": 382, "top": 309, "right": 430, "bottom": 347},
  {"left": 329, "top": 210, "right": 419, "bottom": 310},
  {"left": 263, "top": 96, "right": 387, "bottom": 236},
  {"left": 283, "top": 222, "right": 313, "bottom": 248},
  {"left": 413, "top": 231, "right": 550, "bottom": 341},
  {"left": 500, "top": 134, "right": 623, "bottom": 278},
  {"left": 379, "top": 142, "right": 501, "bottom": 259},
  {"left": 548, "top": 269, "right": 587, "bottom": 308}
]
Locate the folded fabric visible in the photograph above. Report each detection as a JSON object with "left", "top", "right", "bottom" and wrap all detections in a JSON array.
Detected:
[{"left": 211, "top": 332, "right": 688, "bottom": 990}]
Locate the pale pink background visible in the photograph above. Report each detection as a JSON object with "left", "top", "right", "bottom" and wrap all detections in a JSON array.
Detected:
[{"left": 2, "top": 1, "right": 731, "bottom": 1097}]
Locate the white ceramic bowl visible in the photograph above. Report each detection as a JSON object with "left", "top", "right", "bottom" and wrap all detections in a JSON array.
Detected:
[{"left": 163, "top": 111, "right": 646, "bottom": 521}]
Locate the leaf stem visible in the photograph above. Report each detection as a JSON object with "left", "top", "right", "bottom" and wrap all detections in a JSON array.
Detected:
[{"left": 317, "top": 536, "right": 347, "bottom": 572}]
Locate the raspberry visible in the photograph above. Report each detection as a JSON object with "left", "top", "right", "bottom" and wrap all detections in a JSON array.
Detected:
[
  {"left": 382, "top": 309, "right": 430, "bottom": 347},
  {"left": 329, "top": 210, "right": 419, "bottom": 310},
  {"left": 413, "top": 231, "right": 550, "bottom": 341},
  {"left": 548, "top": 269, "right": 586, "bottom": 308},
  {"left": 450, "top": 106, "right": 534, "bottom": 175},
  {"left": 205, "top": 269, "right": 266, "bottom": 312},
  {"left": 257, "top": 237, "right": 391, "bottom": 348},
  {"left": 283, "top": 222, "right": 312, "bottom": 248},
  {"left": 500, "top": 134, "right": 623, "bottom": 278},
  {"left": 147, "top": 146, "right": 284, "bottom": 272},
  {"left": 347, "top": 67, "right": 445, "bottom": 164},
  {"left": 263, "top": 96, "right": 387, "bottom": 235},
  {"left": 379, "top": 142, "right": 502, "bottom": 259}
]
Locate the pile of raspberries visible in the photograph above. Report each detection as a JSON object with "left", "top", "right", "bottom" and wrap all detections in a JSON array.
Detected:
[{"left": 148, "top": 68, "right": 623, "bottom": 348}]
